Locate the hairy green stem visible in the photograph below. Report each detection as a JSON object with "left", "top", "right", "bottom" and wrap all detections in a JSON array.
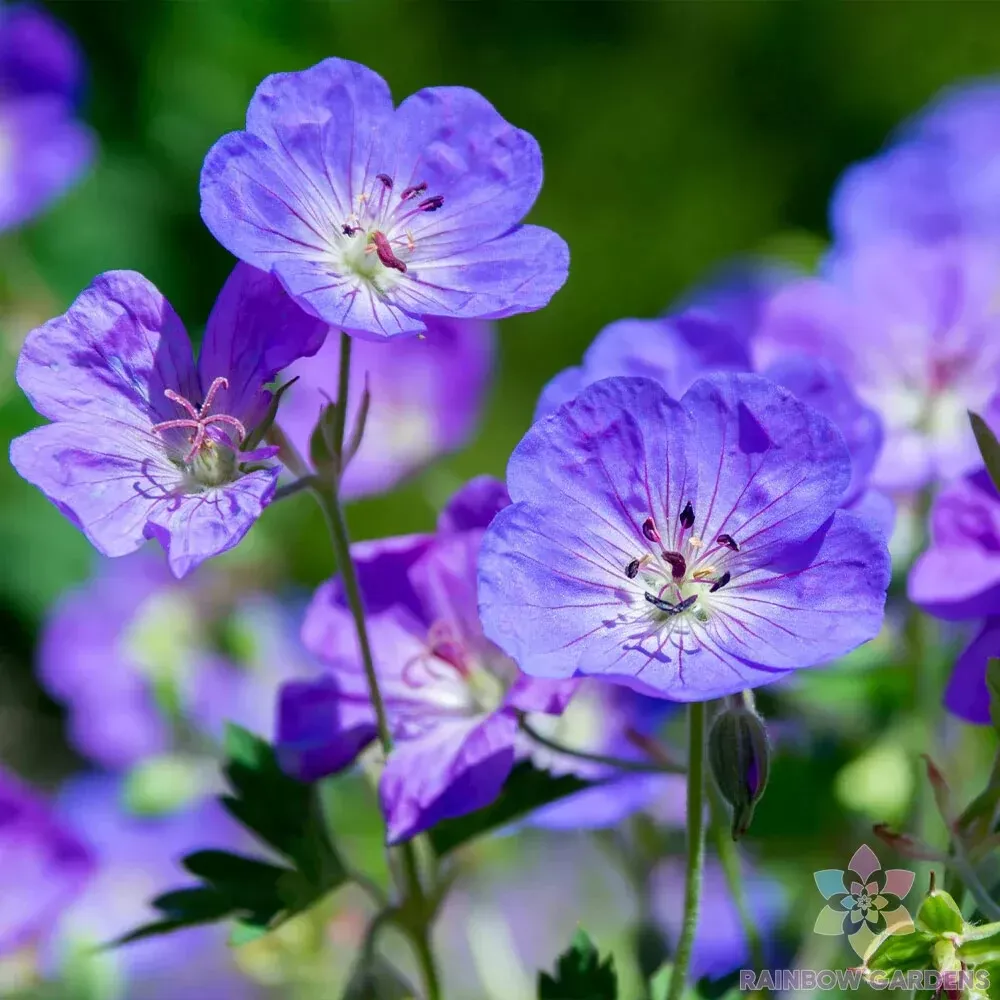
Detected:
[
  {"left": 519, "top": 714, "right": 685, "bottom": 775},
  {"left": 311, "top": 330, "right": 441, "bottom": 1000},
  {"left": 710, "top": 785, "right": 765, "bottom": 972},
  {"left": 667, "top": 701, "right": 707, "bottom": 1000}
]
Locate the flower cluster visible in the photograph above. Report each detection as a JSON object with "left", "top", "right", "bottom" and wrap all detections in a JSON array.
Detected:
[{"left": 13, "top": 40, "right": 1000, "bottom": 1000}]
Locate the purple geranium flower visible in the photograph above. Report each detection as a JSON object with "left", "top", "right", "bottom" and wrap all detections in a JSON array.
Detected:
[
  {"left": 908, "top": 467, "right": 1000, "bottom": 725},
  {"left": 46, "top": 775, "right": 255, "bottom": 997},
  {"left": 200, "top": 57, "right": 568, "bottom": 340},
  {"left": 0, "top": 766, "right": 93, "bottom": 958},
  {"left": 40, "top": 547, "right": 321, "bottom": 770},
  {"left": 10, "top": 264, "right": 326, "bottom": 577},
  {"left": 0, "top": 3, "right": 93, "bottom": 230},
  {"left": 277, "top": 476, "right": 576, "bottom": 844},
  {"left": 832, "top": 80, "right": 1000, "bottom": 247},
  {"left": 478, "top": 374, "right": 891, "bottom": 700},
  {"left": 278, "top": 315, "right": 495, "bottom": 499},
  {"left": 536, "top": 273, "right": 892, "bottom": 535},
  {"left": 754, "top": 238, "right": 1000, "bottom": 492}
]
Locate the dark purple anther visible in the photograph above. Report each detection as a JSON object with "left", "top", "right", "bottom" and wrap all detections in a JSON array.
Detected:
[
  {"left": 370, "top": 232, "right": 407, "bottom": 273},
  {"left": 418, "top": 195, "right": 445, "bottom": 212},
  {"left": 342, "top": 224, "right": 361, "bottom": 236},
  {"left": 626, "top": 559, "right": 641, "bottom": 579},
  {"left": 400, "top": 181, "right": 428, "bottom": 201},
  {"left": 642, "top": 517, "right": 661, "bottom": 544},
  {"left": 644, "top": 592, "right": 676, "bottom": 613},
  {"left": 717, "top": 533, "right": 739, "bottom": 551},
  {"left": 709, "top": 571, "right": 731, "bottom": 593},
  {"left": 661, "top": 551, "right": 687, "bottom": 580},
  {"left": 680, "top": 501, "right": 695, "bottom": 530},
  {"left": 376, "top": 173, "right": 393, "bottom": 189}
]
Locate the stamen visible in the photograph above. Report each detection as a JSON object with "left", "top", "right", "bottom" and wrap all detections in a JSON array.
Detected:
[
  {"left": 625, "top": 559, "right": 641, "bottom": 579},
  {"left": 644, "top": 592, "right": 676, "bottom": 613},
  {"left": 162, "top": 388, "right": 199, "bottom": 421},
  {"left": 709, "top": 571, "right": 731, "bottom": 593},
  {"left": 342, "top": 224, "right": 361, "bottom": 236},
  {"left": 151, "top": 379, "right": 246, "bottom": 464},
  {"left": 644, "top": 592, "right": 698, "bottom": 616},
  {"left": 642, "top": 517, "right": 661, "bottom": 544},
  {"left": 717, "top": 533, "right": 740, "bottom": 551},
  {"left": 679, "top": 501, "right": 695, "bottom": 530},
  {"left": 661, "top": 551, "right": 687, "bottom": 580},
  {"left": 369, "top": 231, "right": 408, "bottom": 273},
  {"left": 418, "top": 195, "right": 444, "bottom": 212},
  {"left": 376, "top": 173, "right": 393, "bottom": 189},
  {"left": 400, "top": 181, "right": 428, "bottom": 202},
  {"left": 692, "top": 567, "right": 715, "bottom": 580},
  {"left": 201, "top": 376, "right": 229, "bottom": 412}
]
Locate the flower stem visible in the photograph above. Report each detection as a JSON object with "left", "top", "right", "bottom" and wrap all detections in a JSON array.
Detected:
[
  {"left": 518, "top": 714, "right": 685, "bottom": 774},
  {"left": 310, "top": 330, "right": 440, "bottom": 1000},
  {"left": 312, "top": 481, "right": 393, "bottom": 755},
  {"left": 709, "top": 785, "right": 765, "bottom": 972},
  {"left": 667, "top": 701, "right": 707, "bottom": 1000}
]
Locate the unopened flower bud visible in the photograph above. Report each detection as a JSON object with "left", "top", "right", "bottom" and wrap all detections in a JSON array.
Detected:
[{"left": 708, "top": 694, "right": 771, "bottom": 840}]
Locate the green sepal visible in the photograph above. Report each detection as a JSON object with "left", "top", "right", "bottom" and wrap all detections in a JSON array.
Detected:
[
  {"left": 864, "top": 929, "right": 938, "bottom": 974},
  {"left": 916, "top": 890, "right": 965, "bottom": 936}
]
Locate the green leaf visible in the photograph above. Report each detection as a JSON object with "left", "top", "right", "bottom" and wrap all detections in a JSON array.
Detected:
[
  {"left": 916, "top": 890, "right": 965, "bottom": 935},
  {"left": 864, "top": 929, "right": 938, "bottom": 973},
  {"left": 538, "top": 929, "right": 617, "bottom": 1000},
  {"left": 971, "top": 412, "right": 1000, "bottom": 496},
  {"left": 979, "top": 961, "right": 1000, "bottom": 999},
  {"left": 988, "top": 659, "right": 1000, "bottom": 734},
  {"left": 957, "top": 921, "right": 1000, "bottom": 965},
  {"left": 113, "top": 729, "right": 349, "bottom": 949},
  {"left": 427, "top": 762, "right": 593, "bottom": 856}
]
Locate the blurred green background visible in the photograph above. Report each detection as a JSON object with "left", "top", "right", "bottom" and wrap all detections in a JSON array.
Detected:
[{"left": 3, "top": 2, "right": 1000, "bottom": 996}]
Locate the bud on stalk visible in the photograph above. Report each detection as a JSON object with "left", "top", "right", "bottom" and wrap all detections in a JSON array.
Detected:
[{"left": 708, "top": 691, "right": 771, "bottom": 840}]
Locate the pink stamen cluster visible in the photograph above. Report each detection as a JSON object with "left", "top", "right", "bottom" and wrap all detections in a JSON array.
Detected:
[{"left": 150, "top": 376, "right": 246, "bottom": 462}]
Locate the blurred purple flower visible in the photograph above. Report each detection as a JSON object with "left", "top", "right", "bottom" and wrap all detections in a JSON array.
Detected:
[
  {"left": 10, "top": 264, "right": 326, "bottom": 577},
  {"left": 479, "top": 374, "right": 891, "bottom": 701},
  {"left": 277, "top": 476, "right": 576, "bottom": 844},
  {"left": 279, "top": 316, "right": 495, "bottom": 499},
  {"left": 46, "top": 774, "right": 256, "bottom": 998},
  {"left": 525, "top": 680, "right": 684, "bottom": 830},
  {"left": 0, "top": 3, "right": 93, "bottom": 230},
  {"left": 832, "top": 80, "right": 1000, "bottom": 246},
  {"left": 909, "top": 468, "right": 1000, "bottom": 724},
  {"left": 0, "top": 766, "right": 93, "bottom": 958},
  {"left": 754, "top": 239, "right": 1000, "bottom": 492},
  {"left": 200, "top": 57, "right": 568, "bottom": 340},
  {"left": 40, "top": 548, "right": 322, "bottom": 770},
  {"left": 536, "top": 268, "right": 893, "bottom": 537}
]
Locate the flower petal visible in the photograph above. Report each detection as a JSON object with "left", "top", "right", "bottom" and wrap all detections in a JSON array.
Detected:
[
  {"left": 391, "top": 85, "right": 543, "bottom": 252},
  {"left": 142, "top": 467, "right": 279, "bottom": 578},
  {"left": 0, "top": 95, "right": 93, "bottom": 232},
  {"left": 275, "top": 676, "right": 378, "bottom": 781},
  {"left": 380, "top": 712, "right": 517, "bottom": 844},
  {"left": 15, "top": 270, "right": 197, "bottom": 431},
  {"left": 197, "top": 263, "right": 327, "bottom": 429},
  {"left": 0, "top": 4, "right": 84, "bottom": 102},
  {"left": 438, "top": 475, "right": 510, "bottom": 535},
  {"left": 680, "top": 372, "right": 852, "bottom": 559},
  {"left": 391, "top": 224, "right": 569, "bottom": 321},
  {"left": 711, "top": 510, "right": 890, "bottom": 672},
  {"left": 10, "top": 422, "right": 184, "bottom": 559},
  {"left": 943, "top": 618, "right": 996, "bottom": 725}
]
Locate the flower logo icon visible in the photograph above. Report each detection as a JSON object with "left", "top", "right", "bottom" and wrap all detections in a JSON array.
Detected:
[{"left": 813, "top": 844, "right": 915, "bottom": 958}]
